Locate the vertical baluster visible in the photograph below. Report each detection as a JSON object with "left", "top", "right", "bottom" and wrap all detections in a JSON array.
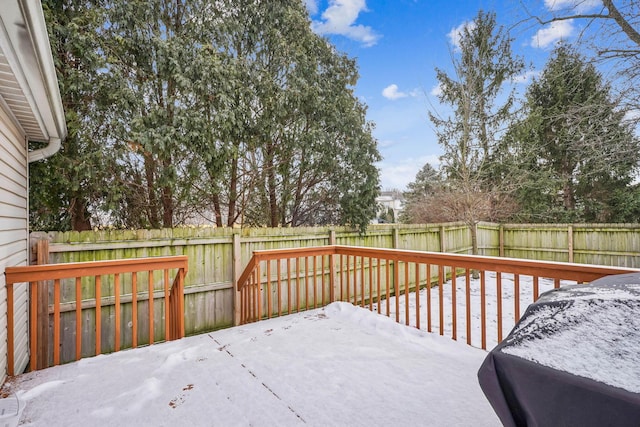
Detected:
[
  {"left": 451, "top": 267, "right": 457, "bottom": 341},
  {"left": 277, "top": 259, "right": 282, "bottom": 317},
  {"left": 415, "top": 263, "right": 420, "bottom": 330},
  {"left": 267, "top": 260, "right": 272, "bottom": 318},
  {"left": 533, "top": 276, "right": 539, "bottom": 301},
  {"left": 321, "top": 255, "right": 326, "bottom": 306},
  {"left": 296, "top": 258, "right": 301, "bottom": 312},
  {"left": 53, "top": 279, "right": 60, "bottom": 366},
  {"left": 394, "top": 259, "right": 400, "bottom": 323},
  {"left": 376, "top": 258, "right": 381, "bottom": 314},
  {"left": 554, "top": 278, "right": 560, "bottom": 289},
  {"left": 514, "top": 274, "right": 520, "bottom": 323},
  {"left": 385, "top": 258, "right": 391, "bottom": 316},
  {"left": 480, "top": 271, "right": 486, "bottom": 350},
  {"left": 115, "top": 273, "right": 122, "bottom": 351},
  {"left": 426, "top": 264, "right": 432, "bottom": 333},
  {"left": 497, "top": 272, "right": 503, "bottom": 343},
  {"left": 438, "top": 266, "right": 444, "bottom": 336},
  {"left": 287, "top": 258, "right": 292, "bottom": 314},
  {"left": 346, "top": 255, "right": 351, "bottom": 303},
  {"left": 96, "top": 275, "right": 102, "bottom": 354},
  {"left": 354, "top": 256, "right": 358, "bottom": 305},
  {"left": 147, "top": 272, "right": 154, "bottom": 344},
  {"left": 465, "top": 269, "right": 471, "bottom": 346},
  {"left": 30, "top": 281, "right": 37, "bottom": 370},
  {"left": 163, "top": 270, "right": 169, "bottom": 342},
  {"left": 404, "top": 262, "right": 410, "bottom": 325},
  {"left": 132, "top": 272, "right": 138, "bottom": 348},
  {"left": 305, "top": 256, "right": 310, "bottom": 311},
  {"left": 368, "top": 257, "right": 373, "bottom": 311},
  {"left": 313, "top": 256, "right": 319, "bottom": 309},
  {"left": 256, "top": 263, "right": 262, "bottom": 321},
  {"left": 360, "top": 256, "right": 365, "bottom": 308},
  {"left": 76, "top": 277, "right": 82, "bottom": 360}
]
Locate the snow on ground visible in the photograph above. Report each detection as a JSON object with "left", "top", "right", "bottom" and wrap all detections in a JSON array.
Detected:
[
  {"left": 2, "top": 302, "right": 500, "bottom": 427},
  {"left": 374, "top": 272, "right": 576, "bottom": 349}
]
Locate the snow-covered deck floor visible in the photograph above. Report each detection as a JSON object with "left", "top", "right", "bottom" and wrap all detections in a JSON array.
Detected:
[{"left": 3, "top": 302, "right": 499, "bottom": 426}]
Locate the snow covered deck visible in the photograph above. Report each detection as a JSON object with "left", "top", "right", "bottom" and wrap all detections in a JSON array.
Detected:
[{"left": 1, "top": 303, "right": 499, "bottom": 426}]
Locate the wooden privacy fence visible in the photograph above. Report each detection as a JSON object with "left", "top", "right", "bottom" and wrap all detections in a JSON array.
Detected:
[
  {"left": 4, "top": 256, "right": 188, "bottom": 375},
  {"left": 237, "top": 245, "right": 640, "bottom": 349}
]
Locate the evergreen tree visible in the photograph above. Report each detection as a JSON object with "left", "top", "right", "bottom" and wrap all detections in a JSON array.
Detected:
[
  {"left": 510, "top": 44, "right": 640, "bottom": 222},
  {"left": 31, "top": 0, "right": 112, "bottom": 231},
  {"left": 429, "top": 10, "right": 523, "bottom": 251}
]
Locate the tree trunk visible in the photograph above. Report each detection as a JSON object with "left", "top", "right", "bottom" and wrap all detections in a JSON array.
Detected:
[
  {"left": 227, "top": 149, "right": 239, "bottom": 227},
  {"left": 211, "top": 192, "right": 223, "bottom": 227},
  {"left": 70, "top": 196, "right": 92, "bottom": 231},
  {"left": 265, "top": 147, "right": 278, "bottom": 227},
  {"left": 144, "top": 153, "right": 160, "bottom": 228}
]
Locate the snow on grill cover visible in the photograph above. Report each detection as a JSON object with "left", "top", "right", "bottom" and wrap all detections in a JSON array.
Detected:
[{"left": 478, "top": 273, "right": 640, "bottom": 427}]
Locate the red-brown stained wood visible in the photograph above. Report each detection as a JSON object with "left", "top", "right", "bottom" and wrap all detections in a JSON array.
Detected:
[
  {"left": 451, "top": 268, "right": 457, "bottom": 341},
  {"left": 514, "top": 274, "right": 520, "bottom": 324},
  {"left": 76, "top": 277, "right": 82, "bottom": 360},
  {"left": 415, "top": 264, "right": 420, "bottom": 330},
  {"left": 376, "top": 258, "right": 381, "bottom": 314},
  {"left": 480, "top": 271, "right": 486, "bottom": 350},
  {"left": 147, "top": 272, "right": 153, "bottom": 345},
  {"left": 163, "top": 270, "right": 169, "bottom": 344},
  {"left": 96, "top": 275, "right": 102, "bottom": 354},
  {"left": 426, "top": 264, "right": 431, "bottom": 333},
  {"left": 53, "top": 279, "right": 61, "bottom": 365},
  {"left": 465, "top": 269, "right": 471, "bottom": 346},
  {"left": 404, "top": 262, "right": 409, "bottom": 326},
  {"left": 394, "top": 260, "right": 400, "bottom": 324},
  {"left": 496, "top": 273, "right": 502, "bottom": 343},
  {"left": 438, "top": 266, "right": 444, "bottom": 336},
  {"left": 132, "top": 272, "right": 138, "bottom": 348}
]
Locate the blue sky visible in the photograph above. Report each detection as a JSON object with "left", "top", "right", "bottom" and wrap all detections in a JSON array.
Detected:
[{"left": 304, "top": 0, "right": 602, "bottom": 190}]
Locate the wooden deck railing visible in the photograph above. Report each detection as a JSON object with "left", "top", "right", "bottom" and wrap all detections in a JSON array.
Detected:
[
  {"left": 5, "top": 256, "right": 188, "bottom": 375},
  {"left": 237, "top": 245, "right": 640, "bottom": 349}
]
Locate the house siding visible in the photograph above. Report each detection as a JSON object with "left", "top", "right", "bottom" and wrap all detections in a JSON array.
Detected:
[{"left": 0, "top": 102, "right": 30, "bottom": 380}]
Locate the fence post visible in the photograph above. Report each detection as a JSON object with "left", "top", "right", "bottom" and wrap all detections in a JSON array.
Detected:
[
  {"left": 392, "top": 227, "right": 399, "bottom": 249},
  {"left": 439, "top": 226, "right": 446, "bottom": 253},
  {"left": 568, "top": 225, "right": 574, "bottom": 263},
  {"left": 232, "top": 234, "right": 242, "bottom": 326},
  {"left": 35, "top": 239, "right": 49, "bottom": 370},
  {"left": 499, "top": 225, "right": 505, "bottom": 257}
]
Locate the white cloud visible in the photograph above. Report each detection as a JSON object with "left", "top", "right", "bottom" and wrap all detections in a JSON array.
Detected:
[
  {"left": 430, "top": 83, "right": 443, "bottom": 97},
  {"left": 448, "top": 20, "right": 476, "bottom": 51},
  {"left": 511, "top": 70, "right": 541, "bottom": 84},
  {"left": 544, "top": 0, "right": 601, "bottom": 13},
  {"left": 531, "top": 20, "right": 574, "bottom": 48},
  {"left": 311, "top": 0, "right": 381, "bottom": 47},
  {"left": 382, "top": 84, "right": 420, "bottom": 100}
]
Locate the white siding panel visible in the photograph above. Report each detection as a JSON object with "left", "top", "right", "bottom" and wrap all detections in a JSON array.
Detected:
[{"left": 0, "top": 101, "right": 29, "bottom": 381}]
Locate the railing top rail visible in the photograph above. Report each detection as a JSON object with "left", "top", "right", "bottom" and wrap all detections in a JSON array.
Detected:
[
  {"left": 238, "top": 245, "right": 640, "bottom": 286},
  {"left": 5, "top": 255, "right": 189, "bottom": 285},
  {"left": 334, "top": 245, "right": 640, "bottom": 281}
]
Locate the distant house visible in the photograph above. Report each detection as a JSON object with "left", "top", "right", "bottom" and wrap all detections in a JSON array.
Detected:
[
  {"left": 0, "top": 1, "right": 66, "bottom": 379},
  {"left": 374, "top": 190, "right": 405, "bottom": 223}
]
